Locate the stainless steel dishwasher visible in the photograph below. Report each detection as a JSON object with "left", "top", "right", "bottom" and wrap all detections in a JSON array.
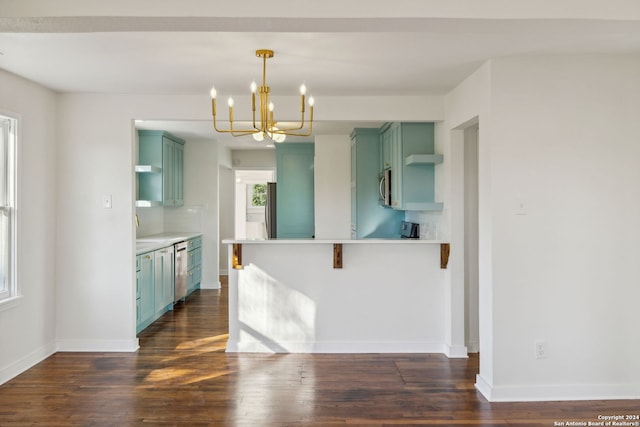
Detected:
[{"left": 174, "top": 241, "right": 188, "bottom": 302}]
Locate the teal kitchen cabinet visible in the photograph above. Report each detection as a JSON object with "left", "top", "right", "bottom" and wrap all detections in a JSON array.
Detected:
[
  {"left": 154, "top": 246, "right": 174, "bottom": 313},
  {"left": 187, "top": 236, "right": 202, "bottom": 295},
  {"left": 382, "top": 122, "right": 443, "bottom": 211},
  {"left": 380, "top": 126, "right": 393, "bottom": 171},
  {"left": 137, "top": 244, "right": 179, "bottom": 334},
  {"left": 136, "top": 251, "right": 155, "bottom": 333},
  {"left": 276, "top": 143, "right": 315, "bottom": 238},
  {"left": 136, "top": 130, "right": 185, "bottom": 207},
  {"left": 135, "top": 255, "right": 141, "bottom": 327},
  {"left": 351, "top": 129, "right": 403, "bottom": 238}
]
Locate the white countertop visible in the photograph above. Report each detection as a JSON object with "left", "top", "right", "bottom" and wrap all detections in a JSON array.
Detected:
[
  {"left": 221, "top": 238, "right": 447, "bottom": 245},
  {"left": 136, "top": 232, "right": 202, "bottom": 255}
]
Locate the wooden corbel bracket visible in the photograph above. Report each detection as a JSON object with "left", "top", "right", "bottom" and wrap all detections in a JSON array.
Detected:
[
  {"left": 232, "top": 243, "right": 243, "bottom": 270},
  {"left": 333, "top": 243, "right": 343, "bottom": 269},
  {"left": 440, "top": 243, "right": 450, "bottom": 269}
]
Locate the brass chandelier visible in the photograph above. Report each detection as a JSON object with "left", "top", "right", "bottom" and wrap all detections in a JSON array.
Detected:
[{"left": 210, "top": 49, "right": 314, "bottom": 143}]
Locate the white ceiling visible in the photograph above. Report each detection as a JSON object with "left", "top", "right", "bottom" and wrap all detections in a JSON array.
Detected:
[{"left": 2, "top": 2, "right": 640, "bottom": 148}]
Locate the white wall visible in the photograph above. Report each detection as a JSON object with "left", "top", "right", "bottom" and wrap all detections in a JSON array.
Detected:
[
  {"left": 314, "top": 135, "right": 352, "bottom": 239},
  {"left": 54, "top": 93, "right": 212, "bottom": 351},
  {"left": 484, "top": 55, "right": 640, "bottom": 401},
  {"left": 444, "top": 61, "right": 493, "bottom": 379},
  {"left": 231, "top": 149, "right": 276, "bottom": 169},
  {"left": 55, "top": 95, "right": 139, "bottom": 351},
  {"left": 0, "top": 70, "right": 58, "bottom": 383}
]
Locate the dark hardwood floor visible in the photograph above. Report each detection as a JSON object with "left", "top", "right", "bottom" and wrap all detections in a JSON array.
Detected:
[{"left": 1, "top": 277, "right": 638, "bottom": 426}]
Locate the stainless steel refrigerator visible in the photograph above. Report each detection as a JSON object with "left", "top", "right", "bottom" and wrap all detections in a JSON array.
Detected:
[{"left": 265, "top": 182, "right": 277, "bottom": 239}]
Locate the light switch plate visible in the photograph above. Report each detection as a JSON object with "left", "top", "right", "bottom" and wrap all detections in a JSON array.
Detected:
[
  {"left": 515, "top": 198, "right": 527, "bottom": 215},
  {"left": 102, "top": 194, "right": 112, "bottom": 209}
]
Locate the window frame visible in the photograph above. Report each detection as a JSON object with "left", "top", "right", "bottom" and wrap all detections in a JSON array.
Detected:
[
  {"left": 246, "top": 182, "right": 267, "bottom": 213},
  {"left": 0, "top": 112, "right": 19, "bottom": 309}
]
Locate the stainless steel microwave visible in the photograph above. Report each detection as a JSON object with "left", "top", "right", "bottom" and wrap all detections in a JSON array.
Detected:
[{"left": 379, "top": 169, "right": 392, "bottom": 207}]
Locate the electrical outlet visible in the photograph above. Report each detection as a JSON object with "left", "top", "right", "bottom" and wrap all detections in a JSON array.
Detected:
[{"left": 535, "top": 340, "right": 547, "bottom": 359}]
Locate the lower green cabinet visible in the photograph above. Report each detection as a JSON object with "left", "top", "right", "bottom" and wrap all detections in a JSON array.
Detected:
[
  {"left": 154, "top": 246, "right": 174, "bottom": 312},
  {"left": 136, "top": 246, "right": 175, "bottom": 334},
  {"left": 187, "top": 237, "right": 202, "bottom": 295},
  {"left": 136, "top": 235, "right": 202, "bottom": 334},
  {"left": 137, "top": 252, "right": 155, "bottom": 332}
]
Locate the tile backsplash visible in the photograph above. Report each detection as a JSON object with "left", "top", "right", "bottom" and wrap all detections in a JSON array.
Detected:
[
  {"left": 135, "top": 207, "right": 164, "bottom": 237},
  {"left": 405, "top": 209, "right": 449, "bottom": 241},
  {"left": 165, "top": 205, "right": 205, "bottom": 233},
  {"left": 136, "top": 205, "right": 204, "bottom": 237}
]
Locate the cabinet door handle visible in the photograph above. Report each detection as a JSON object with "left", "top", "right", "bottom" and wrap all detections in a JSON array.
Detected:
[{"left": 145, "top": 255, "right": 151, "bottom": 260}]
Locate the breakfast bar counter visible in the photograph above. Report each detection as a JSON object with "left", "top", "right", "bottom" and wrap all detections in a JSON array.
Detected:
[{"left": 222, "top": 238, "right": 459, "bottom": 355}]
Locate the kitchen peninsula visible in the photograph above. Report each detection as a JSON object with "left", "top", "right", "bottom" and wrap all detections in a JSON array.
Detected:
[{"left": 223, "top": 238, "right": 453, "bottom": 355}]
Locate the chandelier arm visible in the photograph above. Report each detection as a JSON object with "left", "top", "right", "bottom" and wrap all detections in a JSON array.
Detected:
[
  {"left": 212, "top": 125, "right": 262, "bottom": 136},
  {"left": 269, "top": 106, "right": 313, "bottom": 132},
  {"left": 262, "top": 90, "right": 269, "bottom": 133},
  {"left": 272, "top": 113, "right": 313, "bottom": 137},
  {"left": 212, "top": 104, "right": 263, "bottom": 135},
  {"left": 251, "top": 91, "right": 258, "bottom": 131},
  {"left": 271, "top": 127, "right": 313, "bottom": 137}
]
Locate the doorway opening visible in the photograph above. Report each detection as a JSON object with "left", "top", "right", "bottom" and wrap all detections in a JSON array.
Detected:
[
  {"left": 463, "top": 124, "right": 479, "bottom": 354},
  {"left": 234, "top": 169, "right": 275, "bottom": 240}
]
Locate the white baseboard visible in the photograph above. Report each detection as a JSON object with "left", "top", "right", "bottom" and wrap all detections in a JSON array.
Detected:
[
  {"left": 220, "top": 269, "right": 229, "bottom": 276},
  {"left": 200, "top": 280, "right": 221, "bottom": 290},
  {"left": 226, "top": 340, "right": 447, "bottom": 354},
  {"left": 466, "top": 341, "right": 479, "bottom": 353},
  {"left": 475, "top": 374, "right": 494, "bottom": 400},
  {"left": 0, "top": 341, "right": 57, "bottom": 385},
  {"left": 476, "top": 374, "right": 640, "bottom": 402},
  {"left": 444, "top": 344, "right": 468, "bottom": 358},
  {"left": 56, "top": 338, "right": 139, "bottom": 352}
]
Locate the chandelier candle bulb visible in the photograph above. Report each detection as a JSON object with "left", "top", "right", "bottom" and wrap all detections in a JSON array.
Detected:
[
  {"left": 250, "top": 81, "right": 257, "bottom": 111},
  {"left": 210, "top": 86, "right": 218, "bottom": 117},
  {"left": 228, "top": 97, "right": 234, "bottom": 123}
]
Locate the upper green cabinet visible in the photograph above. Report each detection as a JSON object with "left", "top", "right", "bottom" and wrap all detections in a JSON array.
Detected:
[
  {"left": 381, "top": 122, "right": 443, "bottom": 211},
  {"left": 276, "top": 143, "right": 315, "bottom": 238},
  {"left": 351, "top": 128, "right": 403, "bottom": 238},
  {"left": 136, "top": 130, "right": 185, "bottom": 207}
]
